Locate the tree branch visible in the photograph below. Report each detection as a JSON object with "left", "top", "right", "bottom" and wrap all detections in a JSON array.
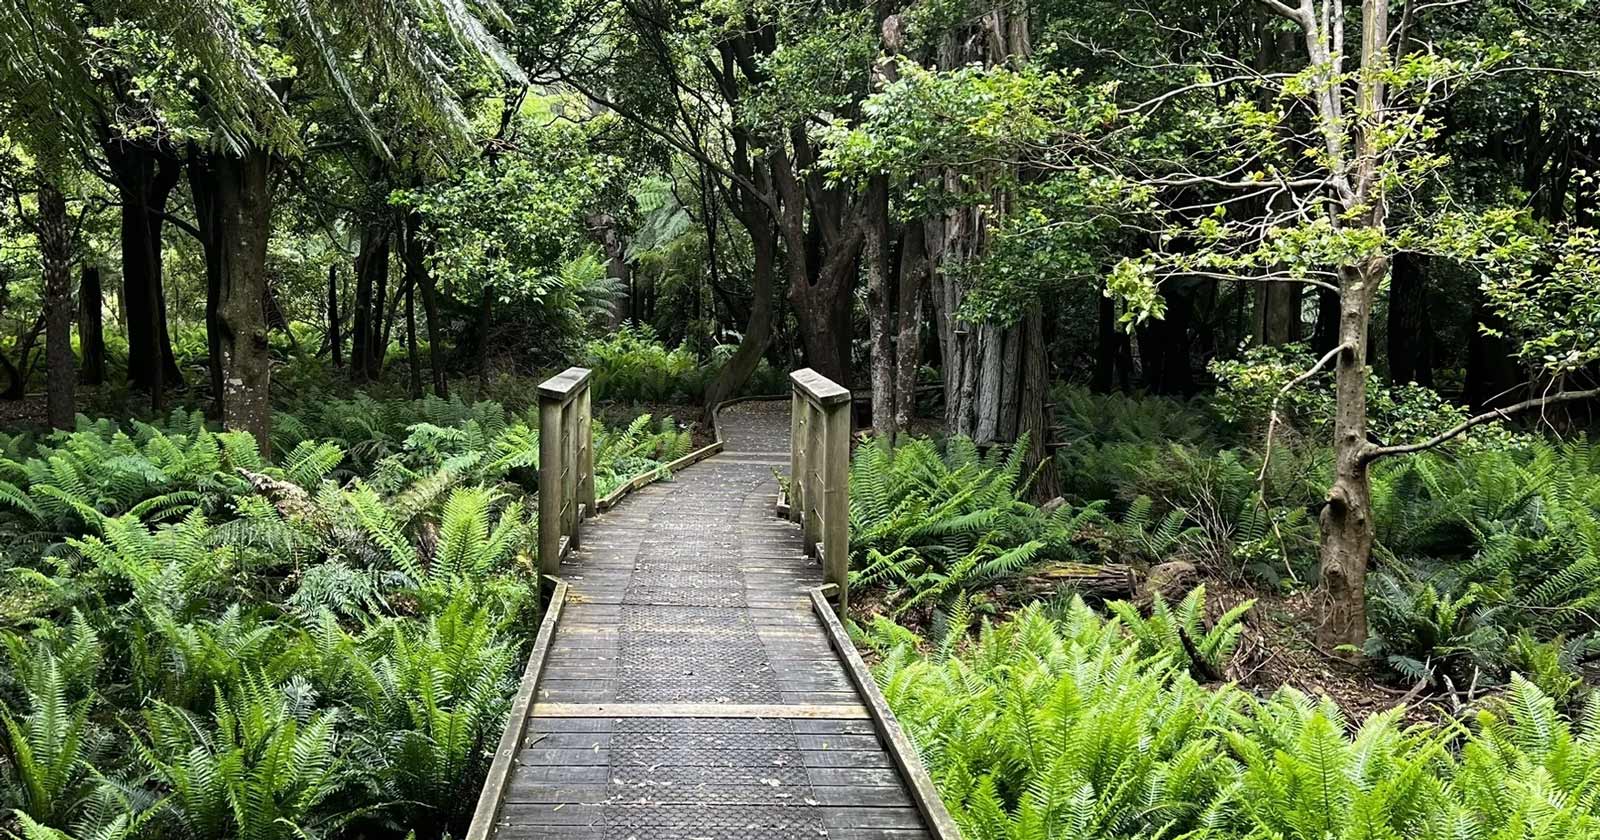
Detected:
[
  {"left": 1362, "top": 386, "right": 1600, "bottom": 462},
  {"left": 1258, "top": 341, "right": 1349, "bottom": 481}
]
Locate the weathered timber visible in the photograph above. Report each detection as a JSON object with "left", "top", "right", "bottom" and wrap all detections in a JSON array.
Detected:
[{"left": 473, "top": 380, "right": 952, "bottom": 840}]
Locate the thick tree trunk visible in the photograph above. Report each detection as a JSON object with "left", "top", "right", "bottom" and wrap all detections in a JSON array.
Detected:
[
  {"left": 327, "top": 265, "right": 342, "bottom": 368},
  {"left": 78, "top": 266, "right": 104, "bottom": 386},
  {"left": 210, "top": 149, "right": 275, "bottom": 457},
  {"left": 105, "top": 142, "right": 181, "bottom": 402},
  {"left": 1386, "top": 251, "right": 1433, "bottom": 386},
  {"left": 39, "top": 185, "right": 75, "bottom": 430}
]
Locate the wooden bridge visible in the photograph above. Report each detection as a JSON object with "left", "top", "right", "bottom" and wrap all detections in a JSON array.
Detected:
[{"left": 467, "top": 369, "right": 958, "bottom": 840}]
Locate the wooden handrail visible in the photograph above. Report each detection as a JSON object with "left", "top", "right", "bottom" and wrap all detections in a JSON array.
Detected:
[
  {"left": 788, "top": 368, "right": 851, "bottom": 611},
  {"left": 538, "top": 366, "right": 594, "bottom": 576}
]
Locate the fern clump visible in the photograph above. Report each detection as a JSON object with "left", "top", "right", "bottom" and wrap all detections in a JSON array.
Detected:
[
  {"left": 872, "top": 599, "right": 1600, "bottom": 840},
  {"left": 0, "top": 394, "right": 674, "bottom": 840}
]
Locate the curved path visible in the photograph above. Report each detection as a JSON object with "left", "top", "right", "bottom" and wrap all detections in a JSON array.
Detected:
[{"left": 486, "top": 401, "right": 935, "bottom": 840}]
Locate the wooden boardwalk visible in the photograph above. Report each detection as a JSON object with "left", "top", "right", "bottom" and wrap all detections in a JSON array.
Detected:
[{"left": 480, "top": 400, "right": 945, "bottom": 840}]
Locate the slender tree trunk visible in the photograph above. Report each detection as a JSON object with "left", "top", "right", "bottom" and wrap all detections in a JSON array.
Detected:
[
  {"left": 1319, "top": 262, "right": 1380, "bottom": 649},
  {"left": 863, "top": 176, "right": 896, "bottom": 437},
  {"left": 370, "top": 237, "right": 388, "bottom": 379},
  {"left": 39, "top": 184, "right": 75, "bottom": 430},
  {"left": 893, "top": 221, "right": 928, "bottom": 432},
  {"left": 328, "top": 265, "right": 343, "bottom": 368},
  {"left": 1316, "top": 0, "right": 1388, "bottom": 650},
  {"left": 1093, "top": 290, "right": 1116, "bottom": 393},
  {"left": 1254, "top": 282, "right": 1301, "bottom": 345},
  {"left": 191, "top": 155, "right": 228, "bottom": 417},
  {"left": 417, "top": 263, "right": 447, "bottom": 397},
  {"left": 211, "top": 149, "right": 275, "bottom": 457},
  {"left": 351, "top": 221, "right": 388, "bottom": 385},
  {"left": 1, "top": 314, "right": 45, "bottom": 400},
  {"left": 78, "top": 266, "right": 104, "bottom": 386},
  {"left": 476, "top": 283, "right": 494, "bottom": 389},
  {"left": 1311, "top": 287, "right": 1340, "bottom": 353},
  {"left": 406, "top": 282, "right": 422, "bottom": 399}
]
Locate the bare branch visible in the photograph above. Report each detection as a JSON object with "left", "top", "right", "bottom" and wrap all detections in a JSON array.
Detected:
[
  {"left": 1362, "top": 386, "right": 1600, "bottom": 462},
  {"left": 1258, "top": 341, "right": 1350, "bottom": 481}
]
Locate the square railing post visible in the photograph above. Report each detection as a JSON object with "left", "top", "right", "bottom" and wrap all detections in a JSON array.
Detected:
[
  {"left": 789, "top": 389, "right": 805, "bottom": 523},
  {"left": 576, "top": 383, "right": 594, "bottom": 519},
  {"left": 538, "top": 396, "right": 563, "bottom": 576},
  {"left": 821, "top": 398, "right": 851, "bottom": 611},
  {"left": 537, "top": 367, "right": 593, "bottom": 578},
  {"left": 789, "top": 368, "right": 852, "bottom": 611}
]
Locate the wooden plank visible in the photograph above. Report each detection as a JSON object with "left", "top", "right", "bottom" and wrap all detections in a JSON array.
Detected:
[
  {"left": 529, "top": 702, "right": 871, "bottom": 720},
  {"left": 465, "top": 578, "right": 569, "bottom": 840},
  {"left": 809, "top": 586, "right": 962, "bottom": 840},
  {"left": 536, "top": 365, "right": 592, "bottom": 400},
  {"left": 791, "top": 367, "right": 852, "bottom": 405}
]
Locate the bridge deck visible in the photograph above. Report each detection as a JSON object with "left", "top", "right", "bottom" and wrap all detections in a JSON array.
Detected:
[{"left": 489, "top": 401, "right": 933, "bottom": 840}]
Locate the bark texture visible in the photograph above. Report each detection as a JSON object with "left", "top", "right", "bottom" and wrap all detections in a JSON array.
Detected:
[
  {"left": 209, "top": 149, "right": 275, "bottom": 457},
  {"left": 39, "top": 184, "right": 76, "bottom": 430},
  {"left": 78, "top": 266, "right": 104, "bottom": 386}
]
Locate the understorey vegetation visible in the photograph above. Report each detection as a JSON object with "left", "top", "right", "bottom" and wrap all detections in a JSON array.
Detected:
[{"left": 0, "top": 391, "right": 686, "bottom": 840}]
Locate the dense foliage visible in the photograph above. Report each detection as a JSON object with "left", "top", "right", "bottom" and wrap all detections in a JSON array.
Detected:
[
  {"left": 0, "top": 396, "right": 686, "bottom": 839},
  {"left": 865, "top": 600, "right": 1600, "bottom": 840}
]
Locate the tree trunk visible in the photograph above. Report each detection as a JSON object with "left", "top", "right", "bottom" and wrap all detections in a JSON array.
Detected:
[
  {"left": 1466, "top": 295, "right": 1524, "bottom": 410},
  {"left": 191, "top": 155, "right": 228, "bottom": 417},
  {"left": 417, "top": 264, "right": 447, "bottom": 398},
  {"left": 476, "top": 283, "right": 494, "bottom": 389},
  {"left": 210, "top": 149, "right": 275, "bottom": 457},
  {"left": 1386, "top": 251, "right": 1433, "bottom": 386},
  {"left": 1311, "top": 287, "right": 1340, "bottom": 354},
  {"left": 863, "top": 176, "right": 895, "bottom": 437},
  {"left": 703, "top": 221, "right": 778, "bottom": 412},
  {"left": 1318, "top": 262, "right": 1380, "bottom": 650},
  {"left": 406, "top": 282, "right": 422, "bottom": 399},
  {"left": 328, "top": 265, "right": 343, "bottom": 368},
  {"left": 350, "top": 221, "right": 388, "bottom": 384},
  {"left": 0, "top": 314, "right": 45, "bottom": 400},
  {"left": 893, "top": 221, "right": 928, "bottom": 432},
  {"left": 105, "top": 141, "right": 181, "bottom": 403},
  {"left": 78, "top": 266, "right": 104, "bottom": 386},
  {"left": 1254, "top": 282, "right": 1301, "bottom": 345},
  {"left": 39, "top": 184, "right": 75, "bottom": 430}
]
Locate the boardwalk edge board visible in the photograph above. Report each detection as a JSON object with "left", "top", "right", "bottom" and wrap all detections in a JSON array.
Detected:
[
  {"left": 466, "top": 577, "right": 569, "bottom": 840},
  {"left": 527, "top": 702, "right": 873, "bottom": 719},
  {"left": 809, "top": 586, "right": 964, "bottom": 840}
]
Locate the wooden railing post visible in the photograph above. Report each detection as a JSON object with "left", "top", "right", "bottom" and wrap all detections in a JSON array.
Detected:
[
  {"left": 538, "top": 367, "right": 593, "bottom": 577},
  {"left": 789, "top": 369, "right": 851, "bottom": 610}
]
